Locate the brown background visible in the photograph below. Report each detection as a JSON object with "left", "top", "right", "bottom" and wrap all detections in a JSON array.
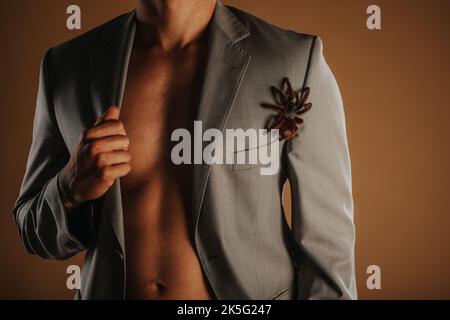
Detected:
[{"left": 0, "top": 0, "right": 449, "bottom": 299}]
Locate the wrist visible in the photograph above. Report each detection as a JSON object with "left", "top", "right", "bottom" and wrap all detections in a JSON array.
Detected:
[{"left": 57, "top": 172, "right": 80, "bottom": 211}]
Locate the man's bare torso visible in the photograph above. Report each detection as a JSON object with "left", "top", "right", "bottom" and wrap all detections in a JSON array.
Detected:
[{"left": 120, "top": 36, "right": 213, "bottom": 299}]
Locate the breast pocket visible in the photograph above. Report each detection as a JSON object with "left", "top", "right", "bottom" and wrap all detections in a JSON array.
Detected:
[
  {"left": 231, "top": 139, "right": 279, "bottom": 172},
  {"left": 231, "top": 155, "right": 262, "bottom": 171}
]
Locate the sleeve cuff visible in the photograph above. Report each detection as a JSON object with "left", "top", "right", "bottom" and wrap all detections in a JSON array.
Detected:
[{"left": 44, "top": 171, "right": 90, "bottom": 251}]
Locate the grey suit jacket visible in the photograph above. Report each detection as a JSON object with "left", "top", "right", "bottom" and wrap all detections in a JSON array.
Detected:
[{"left": 13, "top": 1, "right": 356, "bottom": 300}]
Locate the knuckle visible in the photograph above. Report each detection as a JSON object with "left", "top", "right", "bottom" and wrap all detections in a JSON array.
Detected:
[
  {"left": 116, "top": 121, "right": 125, "bottom": 133},
  {"left": 82, "top": 129, "right": 93, "bottom": 141},
  {"left": 107, "top": 120, "right": 123, "bottom": 132},
  {"left": 100, "top": 167, "right": 110, "bottom": 181},
  {"left": 87, "top": 141, "right": 99, "bottom": 156},
  {"left": 95, "top": 153, "right": 106, "bottom": 167},
  {"left": 122, "top": 136, "right": 130, "bottom": 147},
  {"left": 123, "top": 163, "right": 132, "bottom": 174}
]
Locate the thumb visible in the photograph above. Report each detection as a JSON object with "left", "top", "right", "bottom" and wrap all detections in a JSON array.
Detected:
[{"left": 95, "top": 106, "right": 120, "bottom": 125}]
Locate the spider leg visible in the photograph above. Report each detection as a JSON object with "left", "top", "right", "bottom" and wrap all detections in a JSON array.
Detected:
[
  {"left": 271, "top": 86, "right": 288, "bottom": 106},
  {"left": 297, "top": 102, "right": 312, "bottom": 115},
  {"left": 299, "top": 87, "right": 311, "bottom": 105},
  {"left": 293, "top": 90, "right": 300, "bottom": 107},
  {"left": 285, "top": 120, "right": 298, "bottom": 140},
  {"left": 265, "top": 115, "right": 279, "bottom": 130},
  {"left": 268, "top": 117, "right": 286, "bottom": 132},
  {"left": 294, "top": 117, "right": 304, "bottom": 125},
  {"left": 278, "top": 119, "right": 298, "bottom": 140},
  {"left": 281, "top": 77, "right": 289, "bottom": 96},
  {"left": 286, "top": 128, "right": 298, "bottom": 140},
  {"left": 282, "top": 77, "right": 295, "bottom": 99}
]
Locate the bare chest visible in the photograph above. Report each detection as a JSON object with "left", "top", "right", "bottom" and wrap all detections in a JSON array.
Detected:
[
  {"left": 120, "top": 49, "right": 205, "bottom": 175},
  {"left": 119, "top": 47, "right": 212, "bottom": 299}
]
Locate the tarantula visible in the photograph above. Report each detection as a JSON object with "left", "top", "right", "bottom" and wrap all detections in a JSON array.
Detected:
[{"left": 261, "top": 77, "right": 313, "bottom": 141}]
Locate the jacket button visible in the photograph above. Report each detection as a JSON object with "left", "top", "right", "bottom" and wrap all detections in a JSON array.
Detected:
[
  {"left": 115, "top": 249, "right": 124, "bottom": 260},
  {"left": 65, "top": 239, "right": 76, "bottom": 249}
]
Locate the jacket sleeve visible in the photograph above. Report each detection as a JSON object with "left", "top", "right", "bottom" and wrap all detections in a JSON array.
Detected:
[
  {"left": 286, "top": 36, "right": 357, "bottom": 299},
  {"left": 12, "top": 49, "right": 95, "bottom": 260}
]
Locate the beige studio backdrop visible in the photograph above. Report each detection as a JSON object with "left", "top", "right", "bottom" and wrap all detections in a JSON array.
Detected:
[{"left": 0, "top": 0, "right": 449, "bottom": 299}]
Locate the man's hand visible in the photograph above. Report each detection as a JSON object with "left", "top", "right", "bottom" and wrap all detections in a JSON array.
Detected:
[{"left": 59, "top": 106, "right": 132, "bottom": 210}]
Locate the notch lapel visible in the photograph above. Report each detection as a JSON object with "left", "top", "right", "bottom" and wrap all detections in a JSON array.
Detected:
[
  {"left": 193, "top": 2, "right": 251, "bottom": 230},
  {"left": 89, "top": 11, "right": 136, "bottom": 254}
]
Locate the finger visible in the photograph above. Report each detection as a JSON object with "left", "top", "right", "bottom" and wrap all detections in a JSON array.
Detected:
[
  {"left": 100, "top": 163, "right": 132, "bottom": 181},
  {"left": 93, "top": 151, "right": 131, "bottom": 168},
  {"left": 84, "top": 120, "right": 126, "bottom": 140},
  {"left": 95, "top": 106, "right": 120, "bottom": 125},
  {"left": 86, "top": 135, "right": 130, "bottom": 156}
]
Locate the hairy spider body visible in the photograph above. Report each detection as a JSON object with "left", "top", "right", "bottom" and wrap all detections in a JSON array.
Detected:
[{"left": 261, "top": 77, "right": 312, "bottom": 140}]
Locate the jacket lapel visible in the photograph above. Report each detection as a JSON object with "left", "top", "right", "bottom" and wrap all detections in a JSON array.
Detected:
[
  {"left": 89, "top": 11, "right": 136, "bottom": 254},
  {"left": 193, "top": 2, "right": 251, "bottom": 229},
  {"left": 90, "top": 11, "right": 136, "bottom": 116}
]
